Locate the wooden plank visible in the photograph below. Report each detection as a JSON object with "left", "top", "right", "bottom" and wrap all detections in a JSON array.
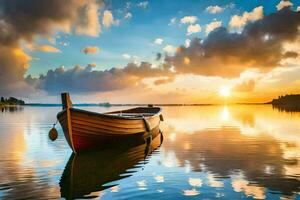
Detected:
[
  {"left": 71, "top": 111, "right": 143, "bottom": 125},
  {"left": 72, "top": 126, "right": 144, "bottom": 136},
  {"left": 71, "top": 119, "right": 144, "bottom": 133},
  {"left": 71, "top": 115, "right": 145, "bottom": 129}
]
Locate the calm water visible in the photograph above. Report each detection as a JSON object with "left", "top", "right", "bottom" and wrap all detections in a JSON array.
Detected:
[{"left": 0, "top": 105, "right": 299, "bottom": 200}]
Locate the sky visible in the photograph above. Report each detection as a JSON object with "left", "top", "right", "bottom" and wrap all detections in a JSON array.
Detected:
[{"left": 0, "top": 0, "right": 300, "bottom": 103}]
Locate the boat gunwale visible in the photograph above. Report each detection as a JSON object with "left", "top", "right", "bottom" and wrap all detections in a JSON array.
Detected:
[{"left": 57, "top": 106, "right": 162, "bottom": 121}]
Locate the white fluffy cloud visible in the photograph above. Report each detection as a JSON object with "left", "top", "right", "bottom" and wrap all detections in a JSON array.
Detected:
[
  {"left": 125, "top": 12, "right": 132, "bottom": 19},
  {"left": 154, "top": 38, "right": 163, "bottom": 45},
  {"left": 276, "top": 0, "right": 293, "bottom": 10},
  {"left": 187, "top": 24, "right": 201, "bottom": 35},
  {"left": 206, "top": 20, "right": 222, "bottom": 35},
  {"left": 137, "top": 1, "right": 149, "bottom": 9},
  {"left": 163, "top": 45, "right": 176, "bottom": 54},
  {"left": 185, "top": 39, "right": 191, "bottom": 48},
  {"left": 206, "top": 5, "right": 224, "bottom": 14},
  {"left": 122, "top": 53, "right": 131, "bottom": 59},
  {"left": 180, "top": 16, "right": 198, "bottom": 24},
  {"left": 102, "top": 10, "right": 119, "bottom": 28},
  {"left": 229, "top": 6, "right": 263, "bottom": 31}
]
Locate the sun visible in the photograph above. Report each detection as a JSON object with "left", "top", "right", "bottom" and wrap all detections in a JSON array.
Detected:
[{"left": 219, "top": 86, "right": 231, "bottom": 97}]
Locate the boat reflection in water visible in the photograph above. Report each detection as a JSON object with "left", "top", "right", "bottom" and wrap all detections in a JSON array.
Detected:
[{"left": 59, "top": 133, "right": 163, "bottom": 199}]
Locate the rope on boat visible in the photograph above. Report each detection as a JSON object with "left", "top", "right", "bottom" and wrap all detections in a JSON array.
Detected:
[
  {"left": 159, "top": 114, "right": 164, "bottom": 121},
  {"left": 159, "top": 129, "right": 164, "bottom": 144},
  {"left": 53, "top": 119, "right": 58, "bottom": 128}
]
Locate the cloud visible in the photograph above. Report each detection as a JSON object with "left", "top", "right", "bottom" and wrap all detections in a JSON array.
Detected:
[
  {"left": 26, "top": 62, "right": 171, "bottom": 94},
  {"left": 154, "top": 38, "right": 163, "bottom": 45},
  {"left": 234, "top": 80, "right": 256, "bottom": 92},
  {"left": 282, "top": 51, "right": 298, "bottom": 59},
  {"left": 125, "top": 12, "right": 132, "bottom": 19},
  {"left": 26, "top": 44, "right": 62, "bottom": 53},
  {"left": 183, "top": 57, "right": 190, "bottom": 65},
  {"left": 87, "top": 63, "right": 97, "bottom": 67},
  {"left": 0, "top": 47, "right": 34, "bottom": 96},
  {"left": 156, "top": 53, "right": 162, "bottom": 61},
  {"left": 180, "top": 16, "right": 198, "bottom": 24},
  {"left": 185, "top": 39, "right": 191, "bottom": 48},
  {"left": 75, "top": 0, "right": 102, "bottom": 37},
  {"left": 82, "top": 46, "right": 99, "bottom": 54},
  {"left": 154, "top": 76, "right": 175, "bottom": 85},
  {"left": 229, "top": 6, "right": 263, "bottom": 31},
  {"left": 206, "top": 5, "right": 224, "bottom": 14},
  {"left": 276, "top": 0, "right": 293, "bottom": 10},
  {"left": 122, "top": 53, "right": 131, "bottom": 59},
  {"left": 205, "top": 20, "right": 222, "bottom": 35},
  {"left": 102, "top": 10, "right": 119, "bottom": 28},
  {"left": 0, "top": 0, "right": 103, "bottom": 44},
  {"left": 137, "top": 1, "right": 149, "bottom": 9},
  {"left": 34, "top": 45, "right": 62, "bottom": 53},
  {"left": 0, "top": 0, "right": 103, "bottom": 96},
  {"left": 169, "top": 17, "right": 177, "bottom": 25},
  {"left": 187, "top": 24, "right": 201, "bottom": 35},
  {"left": 1, "top": 2, "right": 300, "bottom": 97},
  {"left": 164, "top": 8, "right": 300, "bottom": 78},
  {"left": 163, "top": 45, "right": 176, "bottom": 54}
]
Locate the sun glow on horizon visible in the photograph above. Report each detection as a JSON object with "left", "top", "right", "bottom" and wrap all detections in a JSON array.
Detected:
[{"left": 219, "top": 86, "right": 231, "bottom": 97}]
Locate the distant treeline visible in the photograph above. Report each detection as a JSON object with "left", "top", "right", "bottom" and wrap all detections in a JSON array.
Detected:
[
  {"left": 271, "top": 94, "right": 300, "bottom": 112},
  {"left": 0, "top": 97, "right": 25, "bottom": 106},
  {"left": 271, "top": 94, "right": 300, "bottom": 105}
]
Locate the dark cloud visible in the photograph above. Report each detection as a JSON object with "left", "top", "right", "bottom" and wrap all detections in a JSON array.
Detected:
[
  {"left": 165, "top": 8, "right": 300, "bottom": 78},
  {"left": 156, "top": 53, "right": 162, "bottom": 61},
  {"left": 0, "top": 0, "right": 102, "bottom": 45},
  {"left": 282, "top": 51, "right": 298, "bottom": 59},
  {"left": 26, "top": 62, "right": 171, "bottom": 94}
]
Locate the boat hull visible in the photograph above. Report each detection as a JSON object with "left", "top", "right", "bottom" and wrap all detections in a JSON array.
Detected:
[{"left": 57, "top": 108, "right": 161, "bottom": 153}]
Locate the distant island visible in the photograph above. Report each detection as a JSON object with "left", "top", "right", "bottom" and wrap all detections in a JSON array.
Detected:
[
  {"left": 98, "top": 102, "right": 111, "bottom": 107},
  {"left": 0, "top": 97, "right": 25, "bottom": 107},
  {"left": 270, "top": 94, "right": 300, "bottom": 112}
]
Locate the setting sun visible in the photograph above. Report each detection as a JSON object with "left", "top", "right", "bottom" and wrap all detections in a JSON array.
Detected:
[{"left": 219, "top": 87, "right": 231, "bottom": 97}]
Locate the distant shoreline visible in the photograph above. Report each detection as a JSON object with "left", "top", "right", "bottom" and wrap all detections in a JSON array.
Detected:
[
  {"left": 25, "top": 94, "right": 300, "bottom": 107},
  {"left": 24, "top": 102, "right": 267, "bottom": 107},
  {"left": 0, "top": 104, "right": 23, "bottom": 108}
]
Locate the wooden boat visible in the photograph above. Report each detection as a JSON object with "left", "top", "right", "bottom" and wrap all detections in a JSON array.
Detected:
[
  {"left": 60, "top": 135, "right": 162, "bottom": 199},
  {"left": 57, "top": 93, "right": 163, "bottom": 153}
]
